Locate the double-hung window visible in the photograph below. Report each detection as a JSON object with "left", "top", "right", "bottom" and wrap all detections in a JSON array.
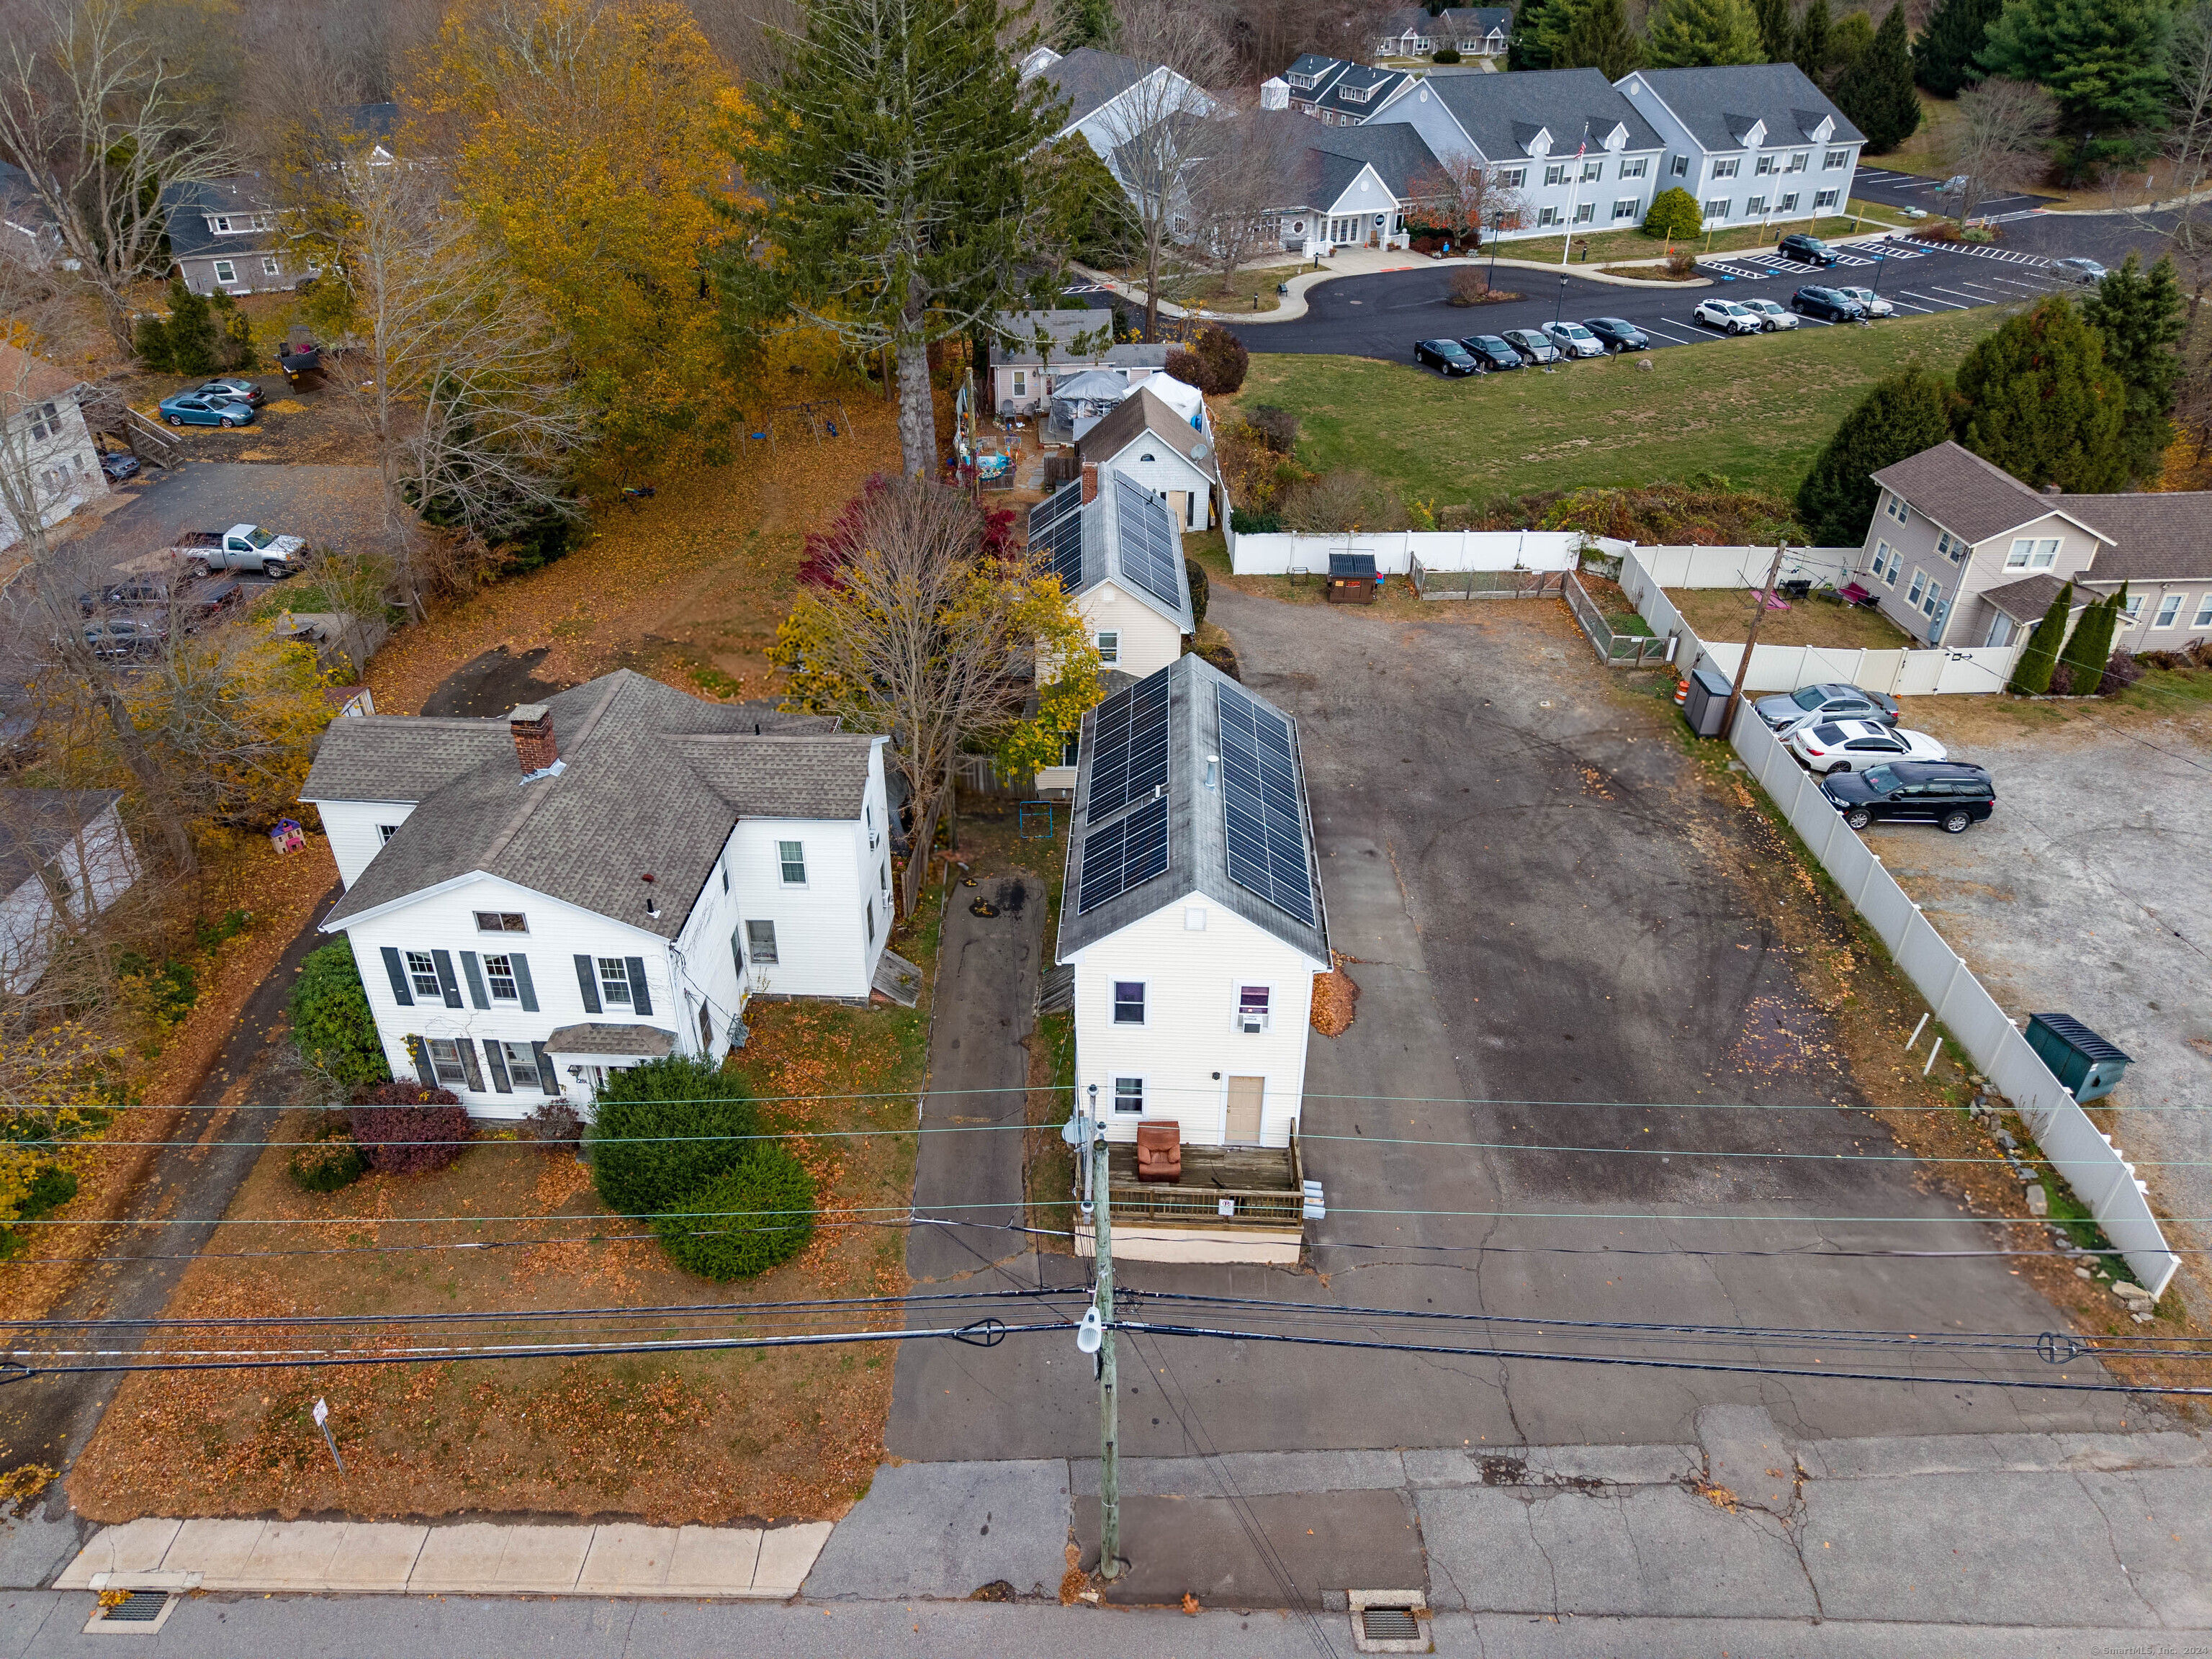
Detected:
[
  {"left": 1097, "top": 630, "right": 1119, "bottom": 665},
  {"left": 500, "top": 1041, "right": 541, "bottom": 1091},
  {"left": 212, "top": 259, "right": 236, "bottom": 285},
  {"left": 1112, "top": 1076, "right": 1145, "bottom": 1114},
  {"left": 1537, "top": 205, "right": 1563, "bottom": 227},
  {"left": 1934, "top": 530, "right": 1966, "bottom": 563},
  {"left": 1544, "top": 162, "right": 1567, "bottom": 186},
  {"left": 1573, "top": 201, "right": 1595, "bottom": 222},
  {"left": 1787, "top": 151, "right": 1809, "bottom": 172},
  {"left": 1755, "top": 155, "right": 1776, "bottom": 176},
  {"left": 1621, "top": 157, "right": 1648, "bottom": 179},
  {"left": 1702, "top": 199, "right": 1730, "bottom": 222},
  {"left": 1778, "top": 192, "right": 1800, "bottom": 213},
  {"left": 598, "top": 956, "right": 634, "bottom": 1006},
  {"left": 1581, "top": 159, "right": 1601, "bottom": 181},
  {"left": 1237, "top": 985, "right": 1271, "bottom": 1030},
  {"left": 1745, "top": 194, "right": 1768, "bottom": 215},
  {"left": 1112, "top": 981, "right": 1146, "bottom": 1025},
  {"left": 1011, "top": 369, "right": 1026, "bottom": 399},
  {"left": 2005, "top": 536, "right": 2057, "bottom": 569},
  {"left": 1613, "top": 197, "right": 1638, "bottom": 220},
  {"left": 2195, "top": 595, "right": 2212, "bottom": 628},
  {"left": 1884, "top": 493, "right": 1909, "bottom": 525},
  {"left": 2122, "top": 593, "right": 2144, "bottom": 623},
  {"left": 484, "top": 954, "right": 519, "bottom": 1001},
  {"left": 746, "top": 919, "right": 779, "bottom": 963},
  {"left": 261, "top": 256, "right": 281, "bottom": 276},
  {"left": 1920, "top": 577, "right": 1942, "bottom": 619},
  {"left": 1712, "top": 158, "right": 1740, "bottom": 179},
  {"left": 778, "top": 840, "right": 806, "bottom": 885},
  {"left": 1496, "top": 166, "right": 1526, "bottom": 189},
  {"left": 1824, "top": 148, "right": 1849, "bottom": 169},
  {"left": 1907, "top": 569, "right": 1927, "bottom": 607},
  {"left": 1670, "top": 154, "right": 1689, "bottom": 177},
  {"left": 406, "top": 950, "right": 441, "bottom": 999},
  {"left": 2154, "top": 594, "right": 2183, "bottom": 627},
  {"left": 1871, "top": 541, "right": 1897, "bottom": 585},
  {"left": 426, "top": 1038, "right": 469, "bottom": 1087},
  {"left": 1814, "top": 188, "right": 1839, "bottom": 209}
]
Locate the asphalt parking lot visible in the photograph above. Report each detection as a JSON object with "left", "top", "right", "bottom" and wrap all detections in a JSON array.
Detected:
[
  {"left": 1878, "top": 698, "right": 2212, "bottom": 1266},
  {"left": 890, "top": 594, "right": 2139, "bottom": 1467}
]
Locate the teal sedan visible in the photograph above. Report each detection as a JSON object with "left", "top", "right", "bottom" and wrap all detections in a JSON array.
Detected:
[{"left": 158, "top": 392, "right": 256, "bottom": 428}]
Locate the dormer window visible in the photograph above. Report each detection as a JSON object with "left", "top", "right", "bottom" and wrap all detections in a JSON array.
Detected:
[{"left": 1340, "top": 83, "right": 1372, "bottom": 104}]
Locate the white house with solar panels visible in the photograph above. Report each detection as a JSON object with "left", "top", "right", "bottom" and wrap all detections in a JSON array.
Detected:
[
  {"left": 1029, "top": 464, "right": 1197, "bottom": 795},
  {"left": 1056, "top": 654, "right": 1330, "bottom": 1160}
]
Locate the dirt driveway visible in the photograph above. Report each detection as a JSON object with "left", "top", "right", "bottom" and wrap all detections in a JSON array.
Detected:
[{"left": 1884, "top": 691, "right": 2212, "bottom": 1276}]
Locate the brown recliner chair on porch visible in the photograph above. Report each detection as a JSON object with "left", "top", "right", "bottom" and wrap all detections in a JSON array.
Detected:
[{"left": 1135, "top": 1122, "right": 1182, "bottom": 1183}]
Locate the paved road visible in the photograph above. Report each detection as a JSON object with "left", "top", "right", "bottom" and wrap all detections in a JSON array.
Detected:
[
  {"left": 0, "top": 883, "right": 339, "bottom": 1590},
  {"left": 887, "top": 597, "right": 2141, "bottom": 1468},
  {"left": 1851, "top": 163, "right": 2060, "bottom": 218}
]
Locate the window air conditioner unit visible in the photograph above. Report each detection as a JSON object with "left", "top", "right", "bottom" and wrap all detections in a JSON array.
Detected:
[{"left": 1239, "top": 1013, "right": 1264, "bottom": 1033}]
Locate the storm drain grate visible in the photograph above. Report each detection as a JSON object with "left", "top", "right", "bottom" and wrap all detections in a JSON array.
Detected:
[
  {"left": 100, "top": 1592, "right": 170, "bottom": 1623},
  {"left": 1361, "top": 1607, "right": 1420, "bottom": 1642}
]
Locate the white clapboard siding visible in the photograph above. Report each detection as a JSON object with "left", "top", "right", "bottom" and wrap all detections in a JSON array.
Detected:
[
  {"left": 1070, "top": 893, "right": 1322, "bottom": 1148},
  {"left": 318, "top": 799, "right": 417, "bottom": 890},
  {"left": 1082, "top": 582, "right": 1185, "bottom": 678}
]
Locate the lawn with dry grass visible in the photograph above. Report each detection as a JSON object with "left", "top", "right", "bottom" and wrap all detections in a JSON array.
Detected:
[
  {"left": 66, "top": 873, "right": 946, "bottom": 1527},
  {"left": 1665, "top": 586, "right": 1914, "bottom": 651}
]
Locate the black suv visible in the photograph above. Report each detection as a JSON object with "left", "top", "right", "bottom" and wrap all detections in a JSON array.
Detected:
[
  {"left": 1823, "top": 760, "right": 1996, "bottom": 834},
  {"left": 1460, "top": 334, "right": 1525, "bottom": 371},
  {"left": 1414, "top": 338, "right": 1480, "bottom": 376},
  {"left": 1791, "top": 285, "right": 1866, "bottom": 323},
  {"left": 1778, "top": 233, "right": 1840, "bottom": 266}
]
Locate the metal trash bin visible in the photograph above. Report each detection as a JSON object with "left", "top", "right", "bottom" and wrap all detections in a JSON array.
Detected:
[
  {"left": 1681, "top": 665, "right": 1733, "bottom": 738},
  {"left": 2025, "top": 1013, "right": 2134, "bottom": 1103}
]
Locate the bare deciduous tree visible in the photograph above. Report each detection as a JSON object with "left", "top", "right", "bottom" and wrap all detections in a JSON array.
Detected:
[
  {"left": 1407, "top": 151, "right": 1529, "bottom": 244},
  {"left": 293, "top": 158, "right": 585, "bottom": 616},
  {"left": 1182, "top": 103, "right": 1288, "bottom": 297},
  {"left": 0, "top": 0, "right": 239, "bottom": 351},
  {"left": 1094, "top": 0, "right": 1231, "bottom": 340},
  {"left": 1944, "top": 78, "right": 2057, "bottom": 228}
]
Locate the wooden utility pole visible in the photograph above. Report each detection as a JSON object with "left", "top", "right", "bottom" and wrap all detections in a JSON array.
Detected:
[{"left": 1720, "top": 544, "right": 1789, "bottom": 739}]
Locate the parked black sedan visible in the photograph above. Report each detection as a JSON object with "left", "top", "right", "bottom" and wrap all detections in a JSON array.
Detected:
[
  {"left": 1778, "top": 233, "right": 1840, "bottom": 266},
  {"left": 1414, "top": 338, "right": 1481, "bottom": 377},
  {"left": 1791, "top": 285, "right": 1867, "bottom": 322},
  {"left": 1582, "top": 316, "right": 1650, "bottom": 353},
  {"left": 1823, "top": 760, "right": 1996, "bottom": 834},
  {"left": 1460, "top": 334, "right": 1526, "bottom": 371}
]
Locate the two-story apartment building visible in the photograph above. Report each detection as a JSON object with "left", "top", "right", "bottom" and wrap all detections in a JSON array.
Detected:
[
  {"left": 1860, "top": 441, "right": 2212, "bottom": 657},
  {"left": 1362, "top": 68, "right": 1668, "bottom": 236},
  {"left": 0, "top": 343, "right": 106, "bottom": 553},
  {"left": 302, "top": 670, "right": 896, "bottom": 1115},
  {"left": 1280, "top": 55, "right": 1413, "bottom": 127},
  {"left": 1056, "top": 654, "right": 1330, "bottom": 1151},
  {"left": 1614, "top": 63, "right": 1862, "bottom": 232}
]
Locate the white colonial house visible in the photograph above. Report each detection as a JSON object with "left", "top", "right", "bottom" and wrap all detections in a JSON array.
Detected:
[
  {"left": 1057, "top": 654, "right": 1330, "bottom": 1151},
  {"left": 1614, "top": 63, "right": 1863, "bottom": 231},
  {"left": 302, "top": 670, "right": 899, "bottom": 1115},
  {"left": 0, "top": 788, "right": 139, "bottom": 994},
  {"left": 0, "top": 343, "right": 107, "bottom": 553}
]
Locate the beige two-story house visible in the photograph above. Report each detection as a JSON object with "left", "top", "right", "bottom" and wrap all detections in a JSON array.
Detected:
[{"left": 1861, "top": 441, "right": 2212, "bottom": 657}]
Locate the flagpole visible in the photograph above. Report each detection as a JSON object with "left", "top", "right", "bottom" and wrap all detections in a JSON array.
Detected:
[{"left": 1560, "top": 123, "right": 1591, "bottom": 268}]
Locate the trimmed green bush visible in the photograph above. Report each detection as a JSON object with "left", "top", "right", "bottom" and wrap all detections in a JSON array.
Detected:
[
  {"left": 290, "top": 943, "right": 390, "bottom": 1087},
  {"left": 1230, "top": 507, "right": 1282, "bottom": 534},
  {"left": 588, "top": 1056, "right": 762, "bottom": 1219},
  {"left": 2057, "top": 585, "right": 2124, "bottom": 693},
  {"left": 655, "top": 1144, "right": 817, "bottom": 1280},
  {"left": 2008, "top": 581, "right": 2072, "bottom": 694},
  {"left": 1432, "top": 46, "right": 1462, "bottom": 62},
  {"left": 1642, "top": 187, "right": 1702, "bottom": 240}
]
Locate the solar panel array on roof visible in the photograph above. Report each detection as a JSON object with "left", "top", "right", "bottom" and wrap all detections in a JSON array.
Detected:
[
  {"left": 1112, "top": 473, "right": 1182, "bottom": 612},
  {"left": 1217, "top": 683, "right": 1314, "bottom": 926},
  {"left": 1029, "top": 479, "right": 1086, "bottom": 589},
  {"left": 1076, "top": 793, "right": 1169, "bottom": 914},
  {"left": 1085, "top": 667, "right": 1169, "bottom": 819}
]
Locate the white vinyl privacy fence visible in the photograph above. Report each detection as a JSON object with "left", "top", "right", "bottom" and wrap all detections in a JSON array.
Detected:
[
  {"left": 1731, "top": 706, "right": 2180, "bottom": 1298},
  {"left": 1623, "top": 547, "right": 2023, "bottom": 697},
  {"left": 1225, "top": 526, "right": 1629, "bottom": 577}
]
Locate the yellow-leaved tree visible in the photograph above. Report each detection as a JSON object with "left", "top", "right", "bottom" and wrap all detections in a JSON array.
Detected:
[
  {"left": 407, "top": 0, "right": 745, "bottom": 480},
  {"left": 774, "top": 479, "right": 1102, "bottom": 917}
]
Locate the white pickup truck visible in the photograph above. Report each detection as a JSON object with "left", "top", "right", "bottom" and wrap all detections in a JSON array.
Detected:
[{"left": 165, "top": 524, "right": 307, "bottom": 577}]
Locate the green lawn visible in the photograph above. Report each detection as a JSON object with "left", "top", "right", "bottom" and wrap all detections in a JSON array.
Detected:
[{"left": 1230, "top": 307, "right": 2008, "bottom": 505}]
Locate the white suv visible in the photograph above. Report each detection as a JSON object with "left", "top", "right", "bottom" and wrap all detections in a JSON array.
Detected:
[
  {"left": 1786, "top": 718, "right": 1948, "bottom": 775},
  {"left": 1693, "top": 298, "right": 1764, "bottom": 336},
  {"left": 1835, "top": 286, "right": 1894, "bottom": 318},
  {"left": 1740, "top": 298, "right": 1798, "bottom": 331}
]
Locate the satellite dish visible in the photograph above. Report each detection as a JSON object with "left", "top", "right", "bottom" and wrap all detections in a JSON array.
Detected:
[{"left": 1190, "top": 441, "right": 1209, "bottom": 459}]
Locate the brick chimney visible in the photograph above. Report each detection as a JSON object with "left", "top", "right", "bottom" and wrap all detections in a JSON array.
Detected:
[
  {"left": 1081, "top": 462, "right": 1099, "bottom": 503},
  {"left": 509, "top": 703, "right": 557, "bottom": 774}
]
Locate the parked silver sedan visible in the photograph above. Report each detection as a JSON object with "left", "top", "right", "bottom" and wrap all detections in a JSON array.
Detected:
[
  {"left": 1740, "top": 297, "right": 1799, "bottom": 331},
  {"left": 1835, "top": 286, "right": 1895, "bottom": 318},
  {"left": 1501, "top": 328, "right": 1563, "bottom": 365},
  {"left": 1541, "top": 320, "right": 1607, "bottom": 359}
]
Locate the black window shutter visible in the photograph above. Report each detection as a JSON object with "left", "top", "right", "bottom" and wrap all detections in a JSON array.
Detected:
[
  {"left": 532, "top": 1042, "right": 554, "bottom": 1094},
  {"left": 485, "top": 1040, "right": 512, "bottom": 1093},
  {"left": 513, "top": 953, "right": 539, "bottom": 1012},
  {"left": 405, "top": 1033, "right": 434, "bottom": 1088},
  {"left": 573, "top": 954, "right": 601, "bottom": 1014},
  {"left": 382, "top": 945, "right": 413, "bottom": 1006},
  {"left": 459, "top": 951, "right": 489, "bottom": 1009},
  {"left": 432, "top": 950, "right": 464, "bottom": 1009},
  {"left": 457, "top": 1038, "right": 485, "bottom": 1092},
  {"left": 624, "top": 956, "right": 652, "bottom": 1015}
]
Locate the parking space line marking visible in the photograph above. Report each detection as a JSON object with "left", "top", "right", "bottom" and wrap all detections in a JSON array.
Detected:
[
  {"left": 1897, "top": 291, "right": 1964, "bottom": 309},
  {"left": 1928, "top": 285, "right": 1988, "bottom": 302},
  {"left": 1884, "top": 298, "right": 1934, "bottom": 313}
]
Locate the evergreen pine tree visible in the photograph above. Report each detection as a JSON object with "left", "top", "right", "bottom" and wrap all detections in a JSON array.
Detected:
[
  {"left": 2007, "top": 581, "right": 2072, "bottom": 694},
  {"left": 1556, "top": 0, "right": 1645, "bottom": 76},
  {"left": 2081, "top": 253, "right": 2188, "bottom": 484},
  {"left": 207, "top": 289, "right": 256, "bottom": 371},
  {"left": 1510, "top": 0, "right": 1560, "bottom": 68},
  {"left": 1952, "top": 297, "right": 2128, "bottom": 491},
  {"left": 1829, "top": 9, "right": 1876, "bottom": 78},
  {"left": 1833, "top": 4, "right": 1921, "bottom": 151},
  {"left": 1977, "top": 0, "right": 2175, "bottom": 130},
  {"left": 2056, "top": 585, "right": 2123, "bottom": 693},
  {"left": 1794, "top": 0, "right": 1833, "bottom": 81},
  {"left": 1645, "top": 0, "right": 1766, "bottom": 65},
  {"left": 132, "top": 313, "right": 174, "bottom": 373},
  {"left": 1915, "top": 0, "right": 2001, "bottom": 93},
  {"left": 161, "top": 276, "right": 217, "bottom": 377},
  {"left": 1754, "top": 0, "right": 1794, "bottom": 59},
  {"left": 1795, "top": 363, "right": 1955, "bottom": 547}
]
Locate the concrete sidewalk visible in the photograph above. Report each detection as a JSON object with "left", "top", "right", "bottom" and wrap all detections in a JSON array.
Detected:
[{"left": 51, "top": 1516, "right": 830, "bottom": 1599}]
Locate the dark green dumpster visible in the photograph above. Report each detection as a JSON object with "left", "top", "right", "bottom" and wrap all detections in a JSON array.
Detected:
[{"left": 2025, "top": 1013, "right": 2133, "bottom": 1103}]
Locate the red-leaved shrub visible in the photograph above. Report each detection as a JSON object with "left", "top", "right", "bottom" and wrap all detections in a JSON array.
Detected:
[
  {"left": 349, "top": 1083, "right": 471, "bottom": 1176},
  {"left": 797, "top": 473, "right": 892, "bottom": 588}
]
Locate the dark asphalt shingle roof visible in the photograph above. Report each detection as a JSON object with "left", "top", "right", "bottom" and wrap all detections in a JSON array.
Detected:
[
  {"left": 1407, "top": 68, "right": 1663, "bottom": 160},
  {"left": 161, "top": 179, "right": 282, "bottom": 261},
  {"left": 545, "top": 1022, "right": 676, "bottom": 1057},
  {"left": 1310, "top": 63, "right": 1411, "bottom": 120},
  {"left": 1251, "top": 112, "right": 1444, "bottom": 200},
  {"left": 307, "top": 672, "right": 858, "bottom": 940},
  {"left": 1035, "top": 48, "right": 1154, "bottom": 129},
  {"left": 1979, "top": 573, "right": 2074, "bottom": 623},
  {"left": 1870, "top": 441, "right": 2104, "bottom": 546},
  {"left": 1438, "top": 7, "right": 1513, "bottom": 39},
  {"left": 1080, "top": 385, "right": 1219, "bottom": 492},
  {"left": 0, "top": 789, "right": 122, "bottom": 893},
  {"left": 1620, "top": 63, "right": 1864, "bottom": 151},
  {"left": 2044, "top": 491, "right": 2212, "bottom": 583},
  {"left": 1056, "top": 655, "right": 1328, "bottom": 963}
]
